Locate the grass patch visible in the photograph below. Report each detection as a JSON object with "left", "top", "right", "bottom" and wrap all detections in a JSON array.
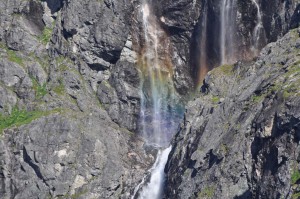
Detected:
[
  {"left": 291, "top": 170, "right": 300, "bottom": 184},
  {"left": 211, "top": 64, "right": 234, "bottom": 76},
  {"left": 212, "top": 96, "right": 220, "bottom": 103},
  {"left": 0, "top": 107, "right": 46, "bottom": 134},
  {"left": 0, "top": 42, "right": 24, "bottom": 66},
  {"left": 251, "top": 94, "right": 264, "bottom": 103},
  {"left": 7, "top": 50, "right": 24, "bottom": 66},
  {"left": 198, "top": 186, "right": 215, "bottom": 199},
  {"left": 39, "top": 27, "right": 53, "bottom": 45},
  {"left": 31, "top": 77, "right": 47, "bottom": 99}
]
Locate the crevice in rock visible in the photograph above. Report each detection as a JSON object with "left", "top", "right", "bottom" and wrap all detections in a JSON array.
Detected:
[
  {"left": 87, "top": 64, "right": 108, "bottom": 72},
  {"left": 22, "top": 146, "right": 43, "bottom": 180}
]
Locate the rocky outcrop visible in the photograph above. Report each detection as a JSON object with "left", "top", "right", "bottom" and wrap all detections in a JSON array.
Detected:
[{"left": 165, "top": 29, "right": 300, "bottom": 199}]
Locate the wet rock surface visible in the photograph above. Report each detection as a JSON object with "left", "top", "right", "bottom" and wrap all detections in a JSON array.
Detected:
[{"left": 165, "top": 29, "right": 300, "bottom": 199}]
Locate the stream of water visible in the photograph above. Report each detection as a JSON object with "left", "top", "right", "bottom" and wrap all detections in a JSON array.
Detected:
[{"left": 132, "top": 2, "right": 183, "bottom": 198}]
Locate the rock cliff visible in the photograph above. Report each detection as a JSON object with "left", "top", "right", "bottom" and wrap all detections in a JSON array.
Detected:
[
  {"left": 0, "top": 0, "right": 299, "bottom": 198},
  {"left": 165, "top": 29, "right": 300, "bottom": 198},
  {"left": 0, "top": 0, "right": 151, "bottom": 198}
]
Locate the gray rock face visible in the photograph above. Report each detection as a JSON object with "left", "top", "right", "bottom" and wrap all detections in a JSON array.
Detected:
[
  {"left": 165, "top": 29, "right": 300, "bottom": 199},
  {"left": 0, "top": 111, "right": 153, "bottom": 199},
  {"left": 0, "top": 0, "right": 300, "bottom": 198},
  {"left": 59, "top": 0, "right": 132, "bottom": 66},
  {"left": 0, "top": 0, "right": 152, "bottom": 198},
  {"left": 159, "top": 0, "right": 201, "bottom": 94}
]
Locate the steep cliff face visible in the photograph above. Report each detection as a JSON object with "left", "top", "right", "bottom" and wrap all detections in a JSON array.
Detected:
[
  {"left": 0, "top": 0, "right": 151, "bottom": 198},
  {"left": 0, "top": 0, "right": 300, "bottom": 198},
  {"left": 165, "top": 29, "right": 300, "bottom": 199}
]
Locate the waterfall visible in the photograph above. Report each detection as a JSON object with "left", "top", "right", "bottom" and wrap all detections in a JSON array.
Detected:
[
  {"left": 132, "top": 1, "right": 184, "bottom": 198},
  {"left": 220, "top": 0, "right": 236, "bottom": 65},
  {"left": 132, "top": 147, "right": 172, "bottom": 199},
  {"left": 138, "top": 2, "right": 183, "bottom": 147},
  {"left": 251, "top": 0, "right": 265, "bottom": 55}
]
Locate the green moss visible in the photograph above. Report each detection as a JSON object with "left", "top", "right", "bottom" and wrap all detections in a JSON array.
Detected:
[
  {"left": 31, "top": 77, "right": 47, "bottom": 99},
  {"left": 212, "top": 96, "right": 220, "bottom": 103},
  {"left": 0, "top": 107, "right": 46, "bottom": 134},
  {"left": 198, "top": 186, "right": 215, "bottom": 199},
  {"left": 0, "top": 42, "right": 24, "bottom": 66},
  {"left": 211, "top": 64, "right": 234, "bottom": 76},
  {"left": 251, "top": 94, "right": 264, "bottom": 103},
  {"left": 39, "top": 27, "right": 53, "bottom": 45},
  {"left": 291, "top": 170, "right": 300, "bottom": 184},
  {"left": 7, "top": 49, "right": 24, "bottom": 66}
]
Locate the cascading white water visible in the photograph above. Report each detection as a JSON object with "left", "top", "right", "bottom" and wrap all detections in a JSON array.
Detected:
[
  {"left": 132, "top": 147, "right": 172, "bottom": 199},
  {"left": 251, "top": 0, "right": 265, "bottom": 55},
  {"left": 220, "top": 0, "right": 236, "bottom": 65}
]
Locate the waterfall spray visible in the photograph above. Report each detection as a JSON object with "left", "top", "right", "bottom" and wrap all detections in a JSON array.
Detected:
[
  {"left": 132, "top": 1, "right": 184, "bottom": 198},
  {"left": 138, "top": 2, "right": 183, "bottom": 147}
]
